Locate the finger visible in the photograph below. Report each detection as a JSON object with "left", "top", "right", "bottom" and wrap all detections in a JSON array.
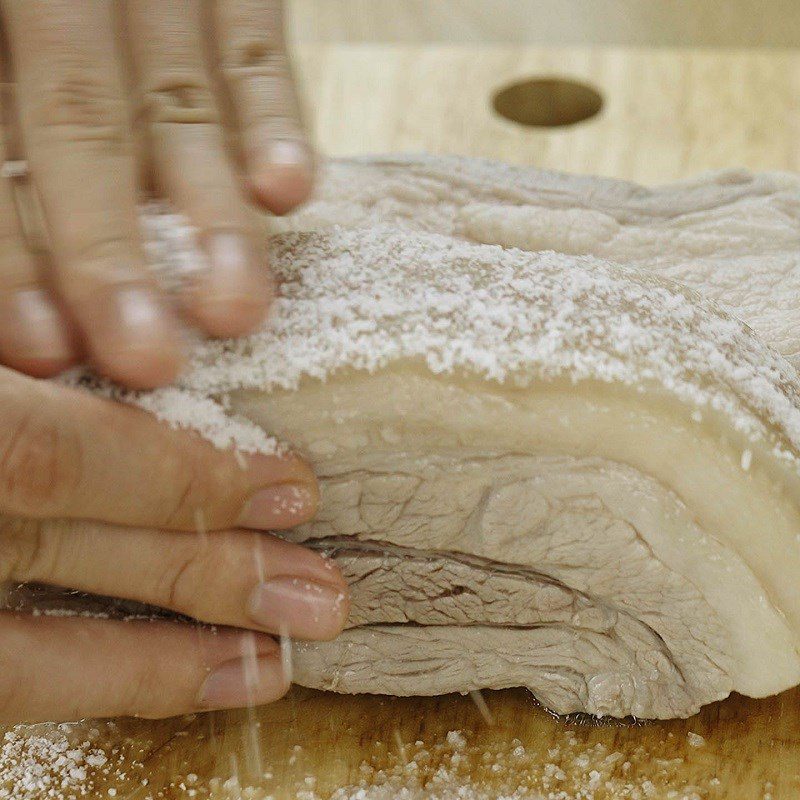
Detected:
[
  {"left": 213, "top": 0, "right": 314, "bottom": 215},
  {"left": 0, "top": 76, "right": 75, "bottom": 376},
  {"left": 2, "top": 0, "right": 183, "bottom": 389},
  {"left": 7, "top": 516, "right": 349, "bottom": 641},
  {"left": 0, "top": 170, "right": 76, "bottom": 377},
  {"left": 0, "top": 367, "right": 317, "bottom": 530},
  {"left": 126, "top": 0, "right": 271, "bottom": 339},
  {"left": 0, "top": 614, "right": 287, "bottom": 723}
]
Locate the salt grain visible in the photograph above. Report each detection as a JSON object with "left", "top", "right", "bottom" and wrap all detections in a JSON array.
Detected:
[
  {"left": 0, "top": 726, "right": 112, "bottom": 800},
  {"left": 687, "top": 732, "right": 706, "bottom": 748}
]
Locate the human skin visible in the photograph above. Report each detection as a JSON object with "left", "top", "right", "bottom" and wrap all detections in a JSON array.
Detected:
[
  {"left": 0, "top": 1, "right": 347, "bottom": 724},
  {"left": 0, "top": 366, "right": 350, "bottom": 724},
  {"left": 0, "top": 0, "right": 311, "bottom": 387}
]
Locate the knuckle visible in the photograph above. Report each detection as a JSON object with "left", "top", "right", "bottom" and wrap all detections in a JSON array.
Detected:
[
  {"left": 0, "top": 514, "right": 48, "bottom": 582},
  {"left": 222, "top": 38, "right": 288, "bottom": 76},
  {"left": 162, "top": 454, "right": 233, "bottom": 529},
  {"left": 33, "top": 69, "right": 128, "bottom": 148},
  {"left": 155, "top": 544, "right": 205, "bottom": 616},
  {"left": 122, "top": 658, "right": 165, "bottom": 717},
  {"left": 143, "top": 79, "right": 219, "bottom": 126},
  {"left": 0, "top": 405, "right": 81, "bottom": 516}
]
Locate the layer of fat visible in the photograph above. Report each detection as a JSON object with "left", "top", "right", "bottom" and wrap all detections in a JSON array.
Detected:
[{"left": 232, "top": 365, "right": 800, "bottom": 697}]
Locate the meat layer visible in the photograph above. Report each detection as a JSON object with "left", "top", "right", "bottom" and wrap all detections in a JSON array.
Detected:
[
  {"left": 65, "top": 156, "right": 800, "bottom": 719},
  {"left": 235, "top": 372, "right": 800, "bottom": 718}
]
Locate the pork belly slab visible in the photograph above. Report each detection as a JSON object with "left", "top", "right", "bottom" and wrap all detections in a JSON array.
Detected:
[{"left": 116, "top": 158, "right": 800, "bottom": 717}]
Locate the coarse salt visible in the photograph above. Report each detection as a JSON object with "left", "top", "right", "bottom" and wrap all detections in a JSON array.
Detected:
[{"left": 69, "top": 215, "right": 800, "bottom": 479}]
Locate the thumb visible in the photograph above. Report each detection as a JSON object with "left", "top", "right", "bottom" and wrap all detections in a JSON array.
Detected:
[{"left": 0, "top": 366, "right": 316, "bottom": 531}]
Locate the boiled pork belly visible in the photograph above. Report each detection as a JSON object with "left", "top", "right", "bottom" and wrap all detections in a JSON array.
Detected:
[
  {"left": 125, "top": 158, "right": 800, "bottom": 719},
  {"left": 281, "top": 155, "right": 800, "bottom": 366}
]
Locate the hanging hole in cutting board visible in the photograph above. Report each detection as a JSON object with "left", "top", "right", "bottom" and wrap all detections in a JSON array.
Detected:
[{"left": 492, "top": 77, "right": 603, "bottom": 127}]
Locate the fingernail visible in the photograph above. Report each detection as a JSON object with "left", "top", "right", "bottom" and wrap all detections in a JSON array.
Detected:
[
  {"left": 101, "top": 286, "right": 184, "bottom": 387},
  {"left": 239, "top": 483, "right": 316, "bottom": 529},
  {"left": 252, "top": 140, "right": 314, "bottom": 215},
  {"left": 10, "top": 289, "right": 72, "bottom": 360},
  {"left": 265, "top": 140, "right": 312, "bottom": 170},
  {"left": 198, "top": 655, "right": 288, "bottom": 708},
  {"left": 116, "top": 287, "right": 165, "bottom": 337},
  {"left": 191, "top": 232, "right": 269, "bottom": 337},
  {"left": 248, "top": 577, "right": 348, "bottom": 639}
]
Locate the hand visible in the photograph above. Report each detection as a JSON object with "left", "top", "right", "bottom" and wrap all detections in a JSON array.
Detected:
[
  {"left": 0, "top": 366, "right": 349, "bottom": 724},
  {"left": 0, "top": 0, "right": 311, "bottom": 389}
]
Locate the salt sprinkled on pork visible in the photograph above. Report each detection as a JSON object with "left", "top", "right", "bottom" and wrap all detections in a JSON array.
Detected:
[{"left": 89, "top": 212, "right": 800, "bottom": 472}]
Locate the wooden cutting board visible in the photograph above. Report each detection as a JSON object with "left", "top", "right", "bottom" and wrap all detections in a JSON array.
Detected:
[
  {"left": 4, "top": 44, "right": 800, "bottom": 799},
  {"left": 295, "top": 43, "right": 800, "bottom": 183},
  {"left": 6, "top": 686, "right": 792, "bottom": 799}
]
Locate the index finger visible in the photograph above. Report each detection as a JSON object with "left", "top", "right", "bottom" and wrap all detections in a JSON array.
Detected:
[{"left": 0, "top": 366, "right": 316, "bottom": 531}]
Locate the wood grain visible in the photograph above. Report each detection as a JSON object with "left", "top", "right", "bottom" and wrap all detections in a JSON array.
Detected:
[
  {"left": 295, "top": 44, "right": 800, "bottom": 185},
  {"left": 47, "top": 687, "right": 800, "bottom": 799},
  {"left": 5, "top": 43, "right": 800, "bottom": 799}
]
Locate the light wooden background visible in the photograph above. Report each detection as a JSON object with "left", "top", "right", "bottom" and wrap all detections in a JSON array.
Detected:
[
  {"left": 295, "top": 43, "right": 800, "bottom": 185},
  {"left": 287, "top": 0, "right": 800, "bottom": 47}
]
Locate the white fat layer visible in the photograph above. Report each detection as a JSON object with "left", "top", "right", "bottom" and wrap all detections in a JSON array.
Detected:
[
  {"left": 234, "top": 367, "right": 800, "bottom": 699},
  {"left": 69, "top": 170, "right": 800, "bottom": 474}
]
